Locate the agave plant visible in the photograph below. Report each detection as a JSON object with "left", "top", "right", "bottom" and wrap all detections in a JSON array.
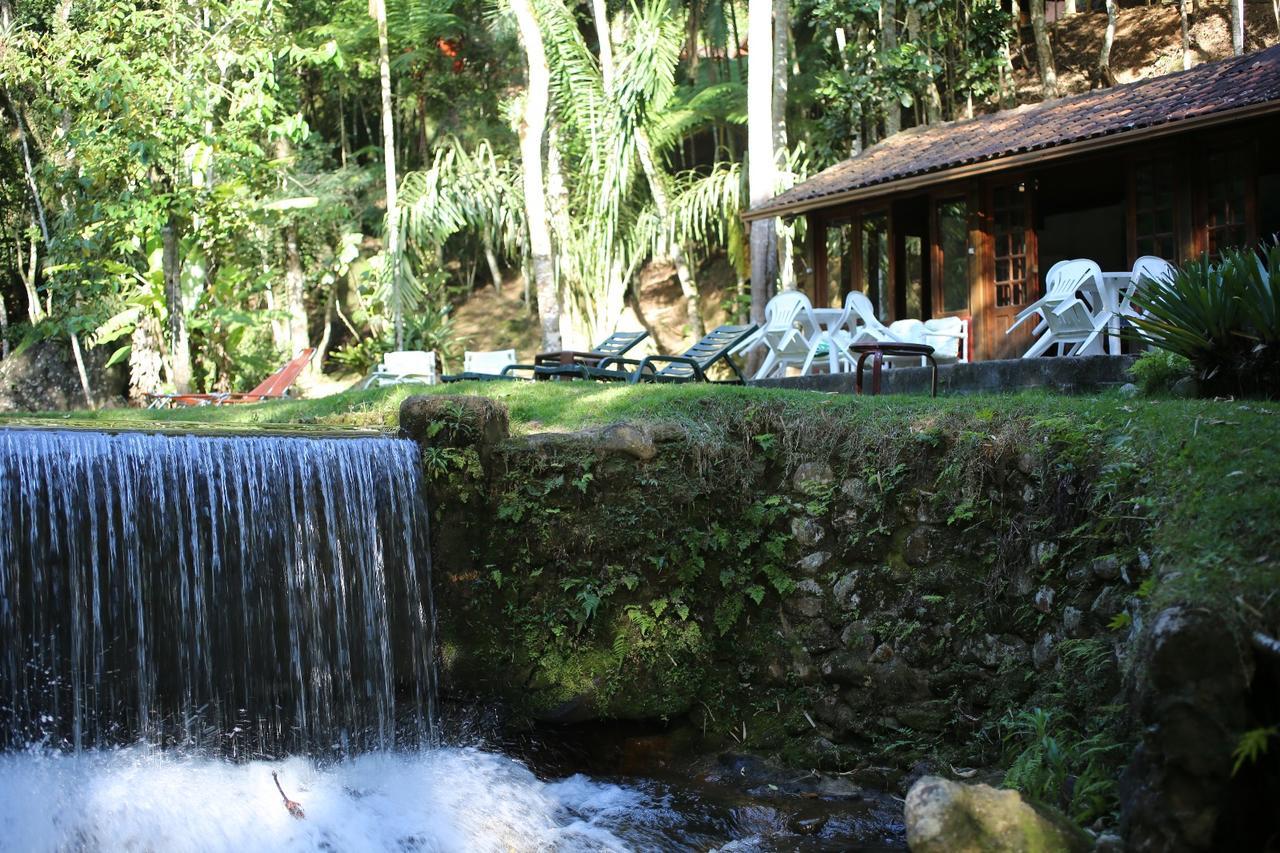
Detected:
[{"left": 1129, "top": 241, "right": 1280, "bottom": 398}]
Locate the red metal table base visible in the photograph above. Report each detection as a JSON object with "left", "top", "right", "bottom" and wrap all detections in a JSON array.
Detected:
[{"left": 852, "top": 345, "right": 938, "bottom": 397}]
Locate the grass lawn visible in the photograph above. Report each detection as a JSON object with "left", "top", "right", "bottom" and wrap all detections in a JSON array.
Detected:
[{"left": 2, "top": 381, "right": 1276, "bottom": 614}]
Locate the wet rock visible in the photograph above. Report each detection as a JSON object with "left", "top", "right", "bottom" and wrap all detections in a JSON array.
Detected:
[
  {"left": 1034, "top": 586, "right": 1055, "bottom": 613},
  {"left": 840, "top": 621, "right": 875, "bottom": 655},
  {"left": 869, "top": 642, "right": 894, "bottom": 664},
  {"left": 820, "top": 650, "right": 871, "bottom": 685},
  {"left": 1065, "top": 564, "right": 1092, "bottom": 585},
  {"left": 1033, "top": 633, "right": 1057, "bottom": 670},
  {"left": 1090, "top": 587, "right": 1123, "bottom": 622},
  {"left": 896, "top": 699, "right": 951, "bottom": 733},
  {"left": 812, "top": 693, "right": 856, "bottom": 736},
  {"left": 790, "top": 816, "right": 828, "bottom": 835},
  {"left": 964, "top": 634, "right": 1031, "bottom": 669},
  {"left": 1031, "top": 541, "right": 1059, "bottom": 566},
  {"left": 1062, "top": 606, "right": 1084, "bottom": 638},
  {"left": 1170, "top": 375, "right": 1198, "bottom": 398},
  {"left": 1118, "top": 382, "right": 1139, "bottom": 398},
  {"left": 831, "top": 572, "right": 859, "bottom": 609},
  {"left": 905, "top": 776, "right": 1090, "bottom": 853},
  {"left": 400, "top": 394, "right": 510, "bottom": 452},
  {"left": 795, "top": 551, "right": 832, "bottom": 576},
  {"left": 785, "top": 579, "right": 824, "bottom": 618},
  {"left": 790, "top": 517, "right": 826, "bottom": 547},
  {"left": 597, "top": 422, "right": 658, "bottom": 460},
  {"left": 792, "top": 462, "right": 834, "bottom": 493},
  {"left": 1092, "top": 832, "right": 1123, "bottom": 853},
  {"left": 1016, "top": 452, "right": 1038, "bottom": 475},
  {"left": 1011, "top": 569, "right": 1036, "bottom": 596},
  {"left": 840, "top": 477, "right": 872, "bottom": 504},
  {"left": 1090, "top": 555, "right": 1122, "bottom": 581},
  {"left": 832, "top": 509, "right": 861, "bottom": 533},
  {"left": 903, "top": 526, "right": 935, "bottom": 567}
]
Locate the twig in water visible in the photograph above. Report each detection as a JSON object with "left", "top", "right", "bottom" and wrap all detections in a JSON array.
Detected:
[{"left": 272, "top": 771, "right": 306, "bottom": 819}]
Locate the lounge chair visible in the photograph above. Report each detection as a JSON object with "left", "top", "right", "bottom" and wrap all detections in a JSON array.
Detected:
[
  {"left": 146, "top": 348, "right": 316, "bottom": 408},
  {"left": 440, "top": 332, "right": 648, "bottom": 382},
  {"left": 362, "top": 350, "right": 437, "bottom": 388},
  {"left": 539, "top": 324, "right": 758, "bottom": 384}
]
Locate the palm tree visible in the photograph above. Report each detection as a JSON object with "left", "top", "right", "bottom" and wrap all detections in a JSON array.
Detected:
[
  {"left": 511, "top": 0, "right": 562, "bottom": 350},
  {"left": 748, "top": 0, "right": 777, "bottom": 325}
]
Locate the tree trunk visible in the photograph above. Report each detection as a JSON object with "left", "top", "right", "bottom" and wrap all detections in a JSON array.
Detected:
[
  {"left": 483, "top": 236, "right": 504, "bottom": 292},
  {"left": 273, "top": 137, "right": 310, "bottom": 359},
  {"left": 0, "top": 288, "right": 8, "bottom": 359},
  {"left": 880, "top": 0, "right": 901, "bottom": 135},
  {"left": 1097, "top": 0, "right": 1118, "bottom": 87},
  {"left": 1030, "top": 0, "right": 1060, "bottom": 99},
  {"left": 834, "top": 27, "right": 862, "bottom": 156},
  {"left": 314, "top": 285, "right": 336, "bottom": 377},
  {"left": 748, "top": 0, "right": 778, "bottom": 330},
  {"left": 1064, "top": 0, "right": 1077, "bottom": 14},
  {"left": 1231, "top": 0, "right": 1244, "bottom": 55},
  {"left": 905, "top": 5, "right": 943, "bottom": 124},
  {"left": 772, "top": 0, "right": 796, "bottom": 292},
  {"left": 162, "top": 218, "right": 193, "bottom": 393},
  {"left": 1180, "top": 0, "right": 1193, "bottom": 71},
  {"left": 1273, "top": 0, "right": 1280, "bottom": 46},
  {"left": 372, "top": 0, "right": 403, "bottom": 349},
  {"left": 128, "top": 312, "right": 166, "bottom": 401},
  {"left": 510, "top": 0, "right": 561, "bottom": 351}
]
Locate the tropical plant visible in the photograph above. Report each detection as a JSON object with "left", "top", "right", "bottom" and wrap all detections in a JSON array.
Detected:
[
  {"left": 1001, "top": 707, "right": 1124, "bottom": 825},
  {"left": 1129, "top": 241, "right": 1280, "bottom": 398}
]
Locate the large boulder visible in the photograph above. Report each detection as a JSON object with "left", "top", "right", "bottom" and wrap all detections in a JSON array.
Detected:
[
  {"left": 905, "top": 776, "right": 1089, "bottom": 853},
  {"left": 0, "top": 340, "right": 126, "bottom": 412},
  {"left": 399, "top": 394, "right": 509, "bottom": 454}
]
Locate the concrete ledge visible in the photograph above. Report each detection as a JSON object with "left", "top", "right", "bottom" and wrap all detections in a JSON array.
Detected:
[{"left": 751, "top": 355, "right": 1136, "bottom": 395}]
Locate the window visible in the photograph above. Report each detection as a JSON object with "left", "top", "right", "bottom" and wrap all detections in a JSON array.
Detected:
[
  {"left": 1133, "top": 159, "right": 1178, "bottom": 261},
  {"left": 825, "top": 222, "right": 854, "bottom": 308},
  {"left": 861, "top": 213, "right": 891, "bottom": 318},
  {"left": 904, "top": 236, "right": 924, "bottom": 319},
  {"left": 937, "top": 198, "right": 970, "bottom": 313},
  {"left": 1206, "top": 150, "right": 1249, "bottom": 255},
  {"left": 992, "top": 185, "right": 1030, "bottom": 308}
]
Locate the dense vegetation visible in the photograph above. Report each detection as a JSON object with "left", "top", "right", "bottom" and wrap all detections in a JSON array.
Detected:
[{"left": 6, "top": 0, "right": 1250, "bottom": 401}]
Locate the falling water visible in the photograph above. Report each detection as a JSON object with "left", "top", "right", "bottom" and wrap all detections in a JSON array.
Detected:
[{"left": 0, "top": 428, "right": 436, "bottom": 756}]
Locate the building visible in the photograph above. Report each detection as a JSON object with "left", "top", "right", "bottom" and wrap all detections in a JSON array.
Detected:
[{"left": 744, "top": 45, "right": 1280, "bottom": 361}]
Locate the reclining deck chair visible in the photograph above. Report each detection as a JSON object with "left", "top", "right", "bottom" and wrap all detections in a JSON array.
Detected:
[
  {"left": 539, "top": 324, "right": 758, "bottom": 384},
  {"left": 440, "top": 331, "right": 649, "bottom": 382},
  {"left": 146, "top": 349, "right": 316, "bottom": 408}
]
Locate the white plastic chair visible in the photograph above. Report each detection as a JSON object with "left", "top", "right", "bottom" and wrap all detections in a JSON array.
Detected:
[
  {"left": 1015, "top": 260, "right": 1107, "bottom": 358},
  {"left": 923, "top": 316, "right": 969, "bottom": 364},
  {"left": 362, "top": 350, "right": 437, "bottom": 388},
  {"left": 1119, "top": 256, "right": 1176, "bottom": 318},
  {"left": 463, "top": 349, "right": 517, "bottom": 374},
  {"left": 752, "top": 291, "right": 823, "bottom": 379}
]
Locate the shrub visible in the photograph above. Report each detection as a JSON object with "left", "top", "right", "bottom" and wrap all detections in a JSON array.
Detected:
[
  {"left": 1128, "top": 241, "right": 1280, "bottom": 398},
  {"left": 1129, "top": 349, "right": 1193, "bottom": 395}
]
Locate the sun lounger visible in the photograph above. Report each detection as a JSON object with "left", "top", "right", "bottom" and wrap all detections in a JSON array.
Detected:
[
  {"left": 146, "top": 349, "right": 316, "bottom": 408},
  {"left": 538, "top": 324, "right": 757, "bottom": 384}
]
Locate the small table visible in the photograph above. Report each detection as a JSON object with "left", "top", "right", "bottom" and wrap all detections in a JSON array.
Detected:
[{"left": 851, "top": 342, "right": 938, "bottom": 397}]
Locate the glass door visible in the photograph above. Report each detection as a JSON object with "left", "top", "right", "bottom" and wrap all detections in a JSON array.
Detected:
[{"left": 986, "top": 181, "right": 1037, "bottom": 360}]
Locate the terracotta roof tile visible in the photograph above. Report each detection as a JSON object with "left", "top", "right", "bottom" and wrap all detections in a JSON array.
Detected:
[{"left": 747, "top": 45, "right": 1280, "bottom": 219}]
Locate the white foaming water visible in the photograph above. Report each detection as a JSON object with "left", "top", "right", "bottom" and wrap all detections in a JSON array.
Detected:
[{"left": 0, "top": 745, "right": 681, "bottom": 852}]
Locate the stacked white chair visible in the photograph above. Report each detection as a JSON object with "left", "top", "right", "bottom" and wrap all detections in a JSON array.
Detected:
[
  {"left": 1009, "top": 259, "right": 1107, "bottom": 358},
  {"left": 752, "top": 291, "right": 824, "bottom": 380}
]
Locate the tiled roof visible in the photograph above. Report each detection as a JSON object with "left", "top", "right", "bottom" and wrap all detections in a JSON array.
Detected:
[{"left": 747, "top": 45, "right": 1280, "bottom": 219}]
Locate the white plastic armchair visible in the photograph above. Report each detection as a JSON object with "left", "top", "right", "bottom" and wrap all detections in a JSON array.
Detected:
[
  {"left": 752, "top": 291, "right": 823, "bottom": 379},
  {"left": 1008, "top": 258, "right": 1077, "bottom": 337},
  {"left": 844, "top": 290, "right": 900, "bottom": 345},
  {"left": 1119, "top": 256, "right": 1176, "bottom": 318},
  {"left": 1018, "top": 260, "right": 1107, "bottom": 358},
  {"left": 463, "top": 349, "right": 517, "bottom": 374},
  {"left": 362, "top": 350, "right": 438, "bottom": 388},
  {"left": 923, "top": 316, "right": 970, "bottom": 363}
]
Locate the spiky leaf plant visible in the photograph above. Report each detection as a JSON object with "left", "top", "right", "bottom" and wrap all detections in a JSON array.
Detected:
[{"left": 1129, "top": 241, "right": 1280, "bottom": 398}]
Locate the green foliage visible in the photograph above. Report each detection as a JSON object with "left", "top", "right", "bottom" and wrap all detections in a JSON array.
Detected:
[
  {"left": 1129, "top": 349, "right": 1194, "bottom": 395},
  {"left": 1232, "top": 726, "right": 1278, "bottom": 776},
  {"left": 1002, "top": 708, "right": 1124, "bottom": 825},
  {"left": 1129, "top": 241, "right": 1280, "bottom": 398}
]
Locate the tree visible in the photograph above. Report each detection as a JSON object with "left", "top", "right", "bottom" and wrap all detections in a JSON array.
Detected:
[
  {"left": 510, "top": 0, "right": 561, "bottom": 351},
  {"left": 1097, "top": 0, "right": 1118, "bottom": 88},
  {"left": 1030, "top": 0, "right": 1059, "bottom": 99},
  {"left": 371, "top": 0, "right": 406, "bottom": 349},
  {"left": 1231, "top": 0, "right": 1245, "bottom": 56},
  {"left": 748, "top": 0, "right": 777, "bottom": 327},
  {"left": 880, "top": 0, "right": 900, "bottom": 136}
]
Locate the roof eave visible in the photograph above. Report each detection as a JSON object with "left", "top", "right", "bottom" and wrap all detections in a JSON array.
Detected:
[{"left": 742, "top": 98, "right": 1280, "bottom": 222}]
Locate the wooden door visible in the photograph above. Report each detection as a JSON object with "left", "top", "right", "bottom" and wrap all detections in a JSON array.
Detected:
[{"left": 983, "top": 181, "right": 1038, "bottom": 360}]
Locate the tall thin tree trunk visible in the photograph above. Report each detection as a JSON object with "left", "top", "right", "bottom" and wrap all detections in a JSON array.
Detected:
[
  {"left": 1179, "top": 0, "right": 1192, "bottom": 70},
  {"left": 483, "top": 236, "right": 503, "bottom": 292},
  {"left": 880, "top": 0, "right": 901, "bottom": 135},
  {"left": 1030, "top": 0, "right": 1059, "bottom": 99},
  {"left": 1273, "top": 0, "right": 1280, "bottom": 44},
  {"left": 162, "top": 218, "right": 192, "bottom": 393},
  {"left": 128, "top": 313, "right": 166, "bottom": 401},
  {"left": 314, "top": 285, "right": 336, "bottom": 377},
  {"left": 274, "top": 137, "right": 310, "bottom": 360},
  {"left": 772, "top": 0, "right": 795, "bottom": 292},
  {"left": 834, "top": 27, "right": 862, "bottom": 156},
  {"left": 748, "top": 0, "right": 778, "bottom": 330},
  {"left": 1064, "top": 0, "right": 1077, "bottom": 14},
  {"left": 338, "top": 91, "right": 350, "bottom": 168},
  {"left": 511, "top": 0, "right": 561, "bottom": 351},
  {"left": 0, "top": 289, "right": 9, "bottom": 359},
  {"left": 905, "top": 7, "right": 943, "bottom": 124},
  {"left": 1231, "top": 0, "right": 1245, "bottom": 55},
  {"left": 1097, "top": 0, "right": 1118, "bottom": 87},
  {"left": 372, "top": 0, "right": 403, "bottom": 349}
]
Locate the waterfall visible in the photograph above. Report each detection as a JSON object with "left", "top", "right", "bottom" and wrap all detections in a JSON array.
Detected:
[{"left": 0, "top": 428, "right": 436, "bottom": 756}]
